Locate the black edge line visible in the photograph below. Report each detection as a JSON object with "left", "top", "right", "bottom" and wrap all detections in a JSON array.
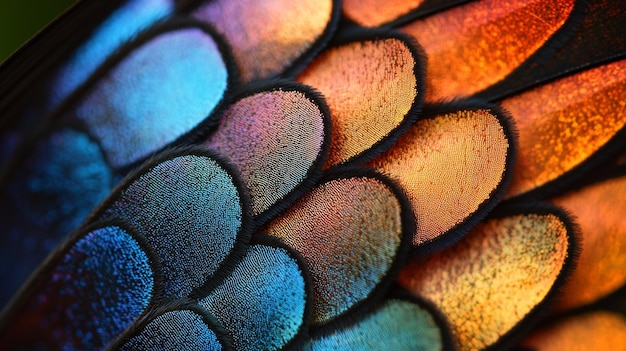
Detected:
[
  {"left": 0, "top": 217, "right": 165, "bottom": 337},
  {"left": 250, "top": 234, "right": 316, "bottom": 351},
  {"left": 302, "top": 166, "right": 415, "bottom": 337},
  {"left": 315, "top": 28, "right": 427, "bottom": 170},
  {"left": 395, "top": 99, "right": 519, "bottom": 257},
  {"left": 483, "top": 202, "right": 581, "bottom": 351},
  {"left": 105, "top": 298, "right": 234, "bottom": 351}
]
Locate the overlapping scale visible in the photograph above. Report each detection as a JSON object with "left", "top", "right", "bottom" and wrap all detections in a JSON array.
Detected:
[
  {"left": 204, "top": 85, "right": 328, "bottom": 219},
  {"left": 502, "top": 59, "right": 626, "bottom": 198},
  {"left": 303, "top": 299, "right": 449, "bottom": 350},
  {"left": 265, "top": 174, "right": 412, "bottom": 326},
  {"left": 120, "top": 309, "right": 226, "bottom": 351},
  {"left": 0, "top": 128, "right": 112, "bottom": 306},
  {"left": 343, "top": 0, "right": 425, "bottom": 27},
  {"left": 399, "top": 211, "right": 575, "bottom": 351},
  {"left": 193, "top": 0, "right": 337, "bottom": 83},
  {"left": 521, "top": 312, "right": 626, "bottom": 350},
  {"left": 68, "top": 26, "right": 230, "bottom": 168},
  {"left": 370, "top": 106, "right": 513, "bottom": 247},
  {"left": 97, "top": 151, "right": 248, "bottom": 298},
  {"left": 402, "top": 0, "right": 575, "bottom": 101},
  {"left": 48, "top": 0, "right": 174, "bottom": 108},
  {"left": 0, "top": 226, "right": 154, "bottom": 350},
  {"left": 551, "top": 175, "right": 626, "bottom": 311},
  {"left": 298, "top": 35, "right": 423, "bottom": 168},
  {"left": 480, "top": 0, "right": 626, "bottom": 100},
  {"left": 199, "top": 243, "right": 308, "bottom": 351},
  {"left": 342, "top": 0, "right": 476, "bottom": 28}
]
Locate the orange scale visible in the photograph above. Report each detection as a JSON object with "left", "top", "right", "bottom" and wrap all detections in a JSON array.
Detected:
[
  {"left": 343, "top": 0, "right": 425, "bottom": 27},
  {"left": 193, "top": 0, "right": 335, "bottom": 83},
  {"left": 521, "top": 312, "right": 626, "bottom": 350},
  {"left": 503, "top": 59, "right": 626, "bottom": 198},
  {"left": 551, "top": 175, "right": 626, "bottom": 311},
  {"left": 402, "top": 0, "right": 575, "bottom": 101},
  {"left": 298, "top": 36, "right": 422, "bottom": 168},
  {"left": 369, "top": 108, "right": 512, "bottom": 246},
  {"left": 399, "top": 212, "right": 574, "bottom": 351}
]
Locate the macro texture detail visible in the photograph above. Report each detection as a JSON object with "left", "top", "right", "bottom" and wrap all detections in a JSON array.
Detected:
[{"left": 0, "top": 0, "right": 625, "bottom": 350}]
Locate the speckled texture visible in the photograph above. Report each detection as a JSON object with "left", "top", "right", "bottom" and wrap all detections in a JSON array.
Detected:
[
  {"left": 399, "top": 214, "right": 570, "bottom": 351},
  {"left": 370, "top": 109, "right": 509, "bottom": 245},
  {"left": 205, "top": 89, "right": 326, "bottom": 216},
  {"left": 0, "top": 226, "right": 154, "bottom": 350},
  {"left": 0, "top": 129, "right": 112, "bottom": 306},
  {"left": 343, "top": 0, "right": 424, "bottom": 27},
  {"left": 303, "top": 299, "right": 443, "bottom": 351},
  {"left": 74, "top": 29, "right": 228, "bottom": 168},
  {"left": 298, "top": 38, "right": 418, "bottom": 167},
  {"left": 49, "top": 0, "right": 173, "bottom": 108},
  {"left": 522, "top": 312, "right": 626, "bottom": 351},
  {"left": 121, "top": 310, "right": 223, "bottom": 351},
  {"left": 402, "top": 0, "right": 575, "bottom": 101},
  {"left": 265, "top": 177, "right": 404, "bottom": 325},
  {"left": 102, "top": 155, "right": 242, "bottom": 298},
  {"left": 193, "top": 0, "right": 333, "bottom": 82},
  {"left": 200, "top": 244, "right": 306, "bottom": 351},
  {"left": 503, "top": 59, "right": 626, "bottom": 197},
  {"left": 553, "top": 175, "right": 626, "bottom": 311}
]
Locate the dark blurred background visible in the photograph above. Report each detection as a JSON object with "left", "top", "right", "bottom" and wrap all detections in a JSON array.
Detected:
[{"left": 0, "top": 0, "right": 76, "bottom": 63}]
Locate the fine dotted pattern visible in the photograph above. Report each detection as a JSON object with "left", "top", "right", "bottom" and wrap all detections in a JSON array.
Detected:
[
  {"left": 193, "top": 0, "right": 334, "bottom": 82},
  {"left": 0, "top": 128, "right": 113, "bottom": 306},
  {"left": 402, "top": 0, "right": 575, "bottom": 101},
  {"left": 265, "top": 176, "right": 405, "bottom": 325},
  {"left": 370, "top": 109, "right": 510, "bottom": 246},
  {"left": 298, "top": 37, "right": 419, "bottom": 167},
  {"left": 205, "top": 89, "right": 326, "bottom": 216},
  {"left": 399, "top": 213, "right": 571, "bottom": 351},
  {"left": 121, "top": 310, "right": 223, "bottom": 351},
  {"left": 503, "top": 59, "right": 626, "bottom": 198},
  {"left": 0, "top": 226, "right": 154, "bottom": 350},
  {"left": 101, "top": 154, "right": 244, "bottom": 298},
  {"left": 303, "top": 299, "right": 444, "bottom": 350},
  {"left": 199, "top": 244, "right": 307, "bottom": 351},
  {"left": 72, "top": 28, "right": 228, "bottom": 168}
]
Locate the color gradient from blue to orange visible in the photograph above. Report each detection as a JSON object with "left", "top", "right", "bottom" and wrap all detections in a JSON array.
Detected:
[{"left": 1, "top": 0, "right": 625, "bottom": 350}]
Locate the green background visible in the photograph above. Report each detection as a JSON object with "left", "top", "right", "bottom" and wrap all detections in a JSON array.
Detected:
[{"left": 0, "top": 1, "right": 76, "bottom": 63}]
